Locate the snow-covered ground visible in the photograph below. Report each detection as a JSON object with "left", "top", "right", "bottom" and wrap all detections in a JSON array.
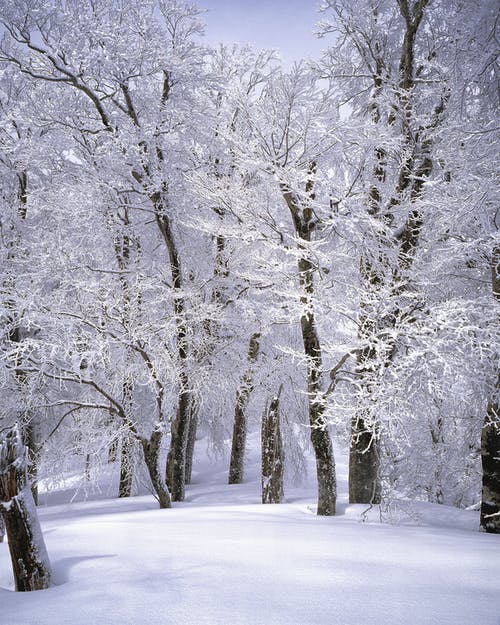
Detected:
[{"left": 1, "top": 433, "right": 498, "bottom": 625}]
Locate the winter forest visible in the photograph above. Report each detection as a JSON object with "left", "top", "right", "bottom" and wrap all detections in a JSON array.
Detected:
[{"left": 0, "top": 0, "right": 498, "bottom": 623}]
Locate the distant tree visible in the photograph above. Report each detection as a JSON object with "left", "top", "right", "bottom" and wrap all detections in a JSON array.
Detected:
[{"left": 261, "top": 387, "right": 284, "bottom": 504}]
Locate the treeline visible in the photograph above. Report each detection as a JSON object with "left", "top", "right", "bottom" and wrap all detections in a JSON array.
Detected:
[{"left": 0, "top": 0, "right": 498, "bottom": 536}]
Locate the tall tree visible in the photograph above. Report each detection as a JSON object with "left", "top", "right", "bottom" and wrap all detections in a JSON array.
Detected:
[
  {"left": 318, "top": 0, "right": 495, "bottom": 505},
  {"left": 223, "top": 66, "right": 342, "bottom": 515},
  {"left": 0, "top": 0, "right": 208, "bottom": 504}
]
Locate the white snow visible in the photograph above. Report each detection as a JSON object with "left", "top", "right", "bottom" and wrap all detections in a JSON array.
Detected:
[{"left": 1, "top": 434, "right": 498, "bottom": 625}]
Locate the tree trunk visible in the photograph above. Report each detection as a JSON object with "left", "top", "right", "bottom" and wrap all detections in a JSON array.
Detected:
[
  {"left": 349, "top": 415, "right": 381, "bottom": 504},
  {"left": 261, "top": 391, "right": 284, "bottom": 504},
  {"left": 0, "top": 426, "right": 51, "bottom": 591},
  {"left": 154, "top": 202, "right": 191, "bottom": 503},
  {"left": 84, "top": 453, "right": 91, "bottom": 481},
  {"left": 22, "top": 422, "right": 39, "bottom": 505},
  {"left": 347, "top": 0, "right": 436, "bottom": 506},
  {"left": 301, "top": 304, "right": 337, "bottom": 516},
  {"left": 349, "top": 306, "right": 381, "bottom": 504},
  {"left": 480, "top": 387, "right": 500, "bottom": 533},
  {"left": 228, "top": 333, "right": 261, "bottom": 484},
  {"left": 142, "top": 430, "right": 171, "bottom": 509},
  {"left": 349, "top": 260, "right": 383, "bottom": 504},
  {"left": 166, "top": 376, "right": 190, "bottom": 501},
  {"left": 118, "top": 432, "right": 134, "bottom": 498},
  {"left": 185, "top": 399, "right": 199, "bottom": 485},
  {"left": 481, "top": 247, "right": 500, "bottom": 533},
  {"left": 118, "top": 375, "right": 134, "bottom": 498},
  {"left": 108, "top": 436, "right": 118, "bottom": 463},
  {"left": 280, "top": 178, "right": 336, "bottom": 516}
]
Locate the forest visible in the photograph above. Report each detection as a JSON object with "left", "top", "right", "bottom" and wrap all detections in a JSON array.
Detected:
[{"left": 0, "top": 1, "right": 498, "bottom": 623}]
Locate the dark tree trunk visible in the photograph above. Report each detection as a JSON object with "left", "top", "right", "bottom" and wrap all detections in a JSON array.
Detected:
[
  {"left": 280, "top": 176, "right": 337, "bottom": 516},
  {"left": 153, "top": 201, "right": 191, "bottom": 503},
  {"left": 113, "top": 213, "right": 136, "bottom": 497},
  {"left": 108, "top": 436, "right": 118, "bottom": 463},
  {"left": 166, "top": 376, "right": 191, "bottom": 501},
  {"left": 349, "top": 311, "right": 381, "bottom": 504},
  {"left": 301, "top": 302, "right": 337, "bottom": 516},
  {"left": 185, "top": 399, "right": 199, "bottom": 485},
  {"left": 228, "top": 333, "right": 261, "bottom": 484},
  {"left": 118, "top": 375, "right": 134, "bottom": 498},
  {"left": 22, "top": 422, "right": 39, "bottom": 505},
  {"left": 481, "top": 247, "right": 500, "bottom": 533},
  {"left": 142, "top": 430, "right": 171, "bottom": 509},
  {"left": 0, "top": 426, "right": 51, "bottom": 591},
  {"left": 261, "top": 391, "right": 284, "bottom": 504},
  {"left": 480, "top": 389, "right": 500, "bottom": 533},
  {"left": 118, "top": 432, "right": 134, "bottom": 498},
  {"left": 349, "top": 416, "right": 381, "bottom": 504}
]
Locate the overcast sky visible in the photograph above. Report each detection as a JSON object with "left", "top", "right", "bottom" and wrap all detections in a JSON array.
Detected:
[{"left": 200, "top": 0, "right": 328, "bottom": 64}]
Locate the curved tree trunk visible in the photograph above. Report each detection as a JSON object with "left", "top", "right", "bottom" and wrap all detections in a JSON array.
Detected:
[
  {"left": 228, "top": 333, "right": 261, "bottom": 484},
  {"left": 141, "top": 430, "right": 171, "bottom": 509},
  {"left": 280, "top": 176, "right": 336, "bottom": 516},
  {"left": 300, "top": 296, "right": 336, "bottom": 516},
  {"left": 154, "top": 201, "right": 191, "bottom": 503},
  {"left": 0, "top": 426, "right": 51, "bottom": 591}
]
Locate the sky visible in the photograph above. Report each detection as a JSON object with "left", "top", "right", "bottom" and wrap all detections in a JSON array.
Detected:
[{"left": 199, "top": 0, "right": 329, "bottom": 65}]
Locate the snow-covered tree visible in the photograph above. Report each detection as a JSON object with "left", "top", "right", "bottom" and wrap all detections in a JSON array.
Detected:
[
  {"left": 0, "top": 425, "right": 51, "bottom": 591},
  {"left": 318, "top": 0, "right": 499, "bottom": 511}
]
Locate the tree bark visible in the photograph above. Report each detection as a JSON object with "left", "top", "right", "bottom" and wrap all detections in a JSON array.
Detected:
[
  {"left": 349, "top": 415, "right": 381, "bottom": 504},
  {"left": 141, "top": 430, "right": 171, "bottom": 509},
  {"left": 480, "top": 386, "right": 500, "bottom": 533},
  {"left": 481, "top": 247, "right": 500, "bottom": 533},
  {"left": 153, "top": 200, "right": 191, "bottom": 503},
  {"left": 228, "top": 333, "right": 261, "bottom": 484},
  {"left": 280, "top": 177, "right": 336, "bottom": 516},
  {"left": 349, "top": 309, "right": 382, "bottom": 504},
  {"left": 300, "top": 292, "right": 337, "bottom": 516},
  {"left": 118, "top": 431, "right": 134, "bottom": 498},
  {"left": 22, "top": 422, "right": 39, "bottom": 505},
  {"left": 0, "top": 426, "right": 51, "bottom": 591},
  {"left": 261, "top": 391, "right": 284, "bottom": 504},
  {"left": 166, "top": 374, "right": 191, "bottom": 501},
  {"left": 108, "top": 435, "right": 118, "bottom": 463},
  {"left": 185, "top": 399, "right": 199, "bottom": 485}
]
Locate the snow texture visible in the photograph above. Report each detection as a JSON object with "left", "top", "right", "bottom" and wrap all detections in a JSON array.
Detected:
[{"left": 0, "top": 434, "right": 498, "bottom": 625}]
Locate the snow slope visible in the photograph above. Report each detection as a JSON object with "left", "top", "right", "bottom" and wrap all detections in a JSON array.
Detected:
[{"left": 1, "top": 434, "right": 498, "bottom": 625}]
